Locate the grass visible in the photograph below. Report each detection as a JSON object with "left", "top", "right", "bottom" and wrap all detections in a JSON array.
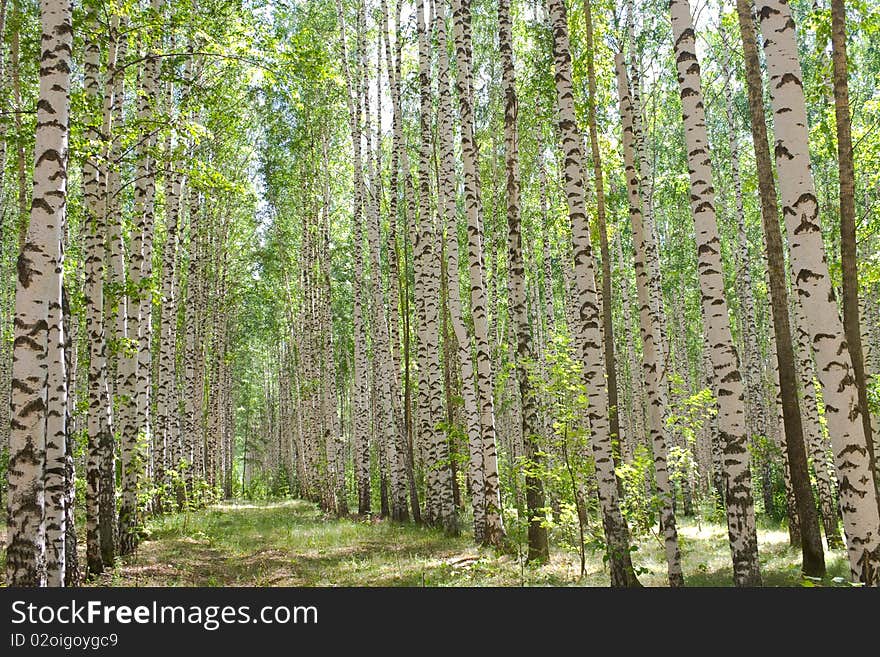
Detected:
[{"left": 69, "top": 499, "right": 853, "bottom": 587}]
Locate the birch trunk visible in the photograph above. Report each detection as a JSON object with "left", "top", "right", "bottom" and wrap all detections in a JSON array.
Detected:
[
  {"left": 118, "top": 29, "right": 153, "bottom": 550},
  {"left": 156, "top": 107, "right": 183, "bottom": 507},
  {"left": 336, "top": 0, "right": 371, "bottom": 515},
  {"left": 413, "top": 0, "right": 453, "bottom": 530},
  {"left": 321, "top": 139, "right": 346, "bottom": 515},
  {"left": 82, "top": 9, "right": 114, "bottom": 574},
  {"left": 105, "top": 15, "right": 127, "bottom": 406},
  {"left": 616, "top": 52, "right": 683, "bottom": 587},
  {"left": 44, "top": 96, "right": 72, "bottom": 586},
  {"left": 7, "top": 0, "right": 72, "bottom": 587},
  {"left": 723, "top": 62, "right": 766, "bottom": 449},
  {"left": 668, "top": 0, "right": 761, "bottom": 585},
  {"left": 627, "top": 12, "right": 667, "bottom": 361},
  {"left": 736, "top": 0, "right": 828, "bottom": 575},
  {"left": 500, "top": 0, "right": 548, "bottom": 561},
  {"left": 41, "top": 0, "right": 72, "bottom": 585},
  {"left": 583, "top": 0, "right": 621, "bottom": 468},
  {"left": 546, "top": 0, "right": 639, "bottom": 586},
  {"left": 106, "top": 14, "right": 141, "bottom": 556},
  {"left": 62, "top": 288, "right": 78, "bottom": 585},
  {"left": 96, "top": 18, "right": 118, "bottom": 569},
  {"left": 617, "top": 231, "right": 645, "bottom": 461},
  {"left": 830, "top": 0, "right": 876, "bottom": 486},
  {"left": 10, "top": 0, "right": 28, "bottom": 249},
  {"left": 452, "top": 0, "right": 504, "bottom": 546},
  {"left": 367, "top": 25, "right": 408, "bottom": 522},
  {"left": 380, "top": 0, "right": 402, "bottom": 376},
  {"left": 182, "top": 92, "right": 201, "bottom": 497},
  {"left": 756, "top": 0, "right": 880, "bottom": 584},
  {"left": 130, "top": 0, "right": 163, "bottom": 525},
  {"left": 437, "top": 0, "right": 484, "bottom": 541},
  {"left": 791, "top": 298, "right": 845, "bottom": 549}
]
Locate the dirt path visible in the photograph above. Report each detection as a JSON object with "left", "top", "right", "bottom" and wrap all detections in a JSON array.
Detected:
[{"left": 95, "top": 500, "right": 492, "bottom": 587}]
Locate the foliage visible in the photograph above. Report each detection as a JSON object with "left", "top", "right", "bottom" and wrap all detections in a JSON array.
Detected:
[{"left": 617, "top": 443, "right": 659, "bottom": 538}]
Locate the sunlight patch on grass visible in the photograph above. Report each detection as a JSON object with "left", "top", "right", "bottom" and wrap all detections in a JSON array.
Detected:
[{"left": 84, "top": 500, "right": 856, "bottom": 588}]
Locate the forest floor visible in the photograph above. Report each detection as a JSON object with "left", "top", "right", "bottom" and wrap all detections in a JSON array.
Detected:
[{"left": 1, "top": 499, "right": 850, "bottom": 587}]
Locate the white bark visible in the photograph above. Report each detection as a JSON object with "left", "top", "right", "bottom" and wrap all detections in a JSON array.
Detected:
[
  {"left": 546, "top": 0, "right": 638, "bottom": 586},
  {"left": 438, "top": 0, "right": 484, "bottom": 541},
  {"left": 7, "top": 0, "right": 72, "bottom": 587},
  {"left": 452, "top": 0, "right": 504, "bottom": 547},
  {"left": 668, "top": 0, "right": 760, "bottom": 586},
  {"left": 616, "top": 52, "right": 683, "bottom": 586},
  {"left": 756, "top": 0, "right": 880, "bottom": 584}
]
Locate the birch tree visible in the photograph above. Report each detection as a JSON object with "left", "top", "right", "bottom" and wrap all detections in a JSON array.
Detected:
[
  {"left": 755, "top": 0, "right": 880, "bottom": 585},
  {"left": 545, "top": 0, "right": 639, "bottom": 586},
  {"left": 500, "top": 0, "right": 548, "bottom": 562},
  {"left": 830, "top": 0, "right": 876, "bottom": 486},
  {"left": 615, "top": 52, "right": 682, "bottom": 587},
  {"left": 452, "top": 0, "right": 504, "bottom": 546},
  {"left": 6, "top": 0, "right": 72, "bottom": 587},
  {"left": 667, "top": 0, "right": 761, "bottom": 585}
]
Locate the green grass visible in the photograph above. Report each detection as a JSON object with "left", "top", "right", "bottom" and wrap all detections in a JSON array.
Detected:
[
  {"left": 78, "top": 500, "right": 852, "bottom": 587},
  {"left": 0, "top": 500, "right": 853, "bottom": 586}
]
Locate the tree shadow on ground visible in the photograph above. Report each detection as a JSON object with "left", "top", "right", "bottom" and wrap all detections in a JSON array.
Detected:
[{"left": 91, "top": 501, "right": 854, "bottom": 588}]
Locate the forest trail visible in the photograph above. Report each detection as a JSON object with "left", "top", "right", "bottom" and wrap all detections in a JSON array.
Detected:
[{"left": 63, "top": 501, "right": 850, "bottom": 587}]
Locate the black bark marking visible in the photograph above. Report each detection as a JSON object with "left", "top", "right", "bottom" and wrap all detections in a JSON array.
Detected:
[{"left": 776, "top": 72, "right": 803, "bottom": 90}]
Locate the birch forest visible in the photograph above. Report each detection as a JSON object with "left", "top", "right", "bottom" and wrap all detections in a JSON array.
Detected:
[{"left": 2, "top": 0, "right": 880, "bottom": 588}]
